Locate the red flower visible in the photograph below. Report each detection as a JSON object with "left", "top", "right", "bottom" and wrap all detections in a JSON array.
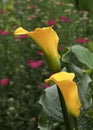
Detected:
[
  {"left": 47, "top": 20, "right": 56, "bottom": 26},
  {"left": 0, "top": 30, "right": 11, "bottom": 35},
  {"left": 75, "top": 38, "right": 90, "bottom": 44},
  {"left": 59, "top": 16, "right": 71, "bottom": 22},
  {"left": 28, "top": 60, "right": 43, "bottom": 68},
  {"left": 0, "top": 78, "right": 10, "bottom": 86}
]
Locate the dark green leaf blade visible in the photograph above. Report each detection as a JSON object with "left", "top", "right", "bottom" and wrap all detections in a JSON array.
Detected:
[
  {"left": 39, "top": 85, "right": 63, "bottom": 122},
  {"left": 71, "top": 45, "right": 93, "bottom": 69}
]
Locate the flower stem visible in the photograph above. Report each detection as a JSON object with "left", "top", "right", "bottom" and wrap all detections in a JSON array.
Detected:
[
  {"left": 73, "top": 117, "right": 78, "bottom": 130},
  {"left": 57, "top": 86, "right": 72, "bottom": 130}
]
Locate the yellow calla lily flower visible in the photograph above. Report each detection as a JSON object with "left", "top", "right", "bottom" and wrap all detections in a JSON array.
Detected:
[
  {"left": 14, "top": 27, "right": 61, "bottom": 72},
  {"left": 45, "top": 71, "right": 81, "bottom": 117}
]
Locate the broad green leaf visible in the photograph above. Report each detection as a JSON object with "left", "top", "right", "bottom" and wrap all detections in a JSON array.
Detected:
[
  {"left": 39, "top": 85, "right": 63, "bottom": 122},
  {"left": 78, "top": 112, "right": 93, "bottom": 130},
  {"left": 38, "top": 110, "right": 64, "bottom": 130},
  {"left": 71, "top": 45, "right": 93, "bottom": 69},
  {"left": 85, "top": 110, "right": 93, "bottom": 119}
]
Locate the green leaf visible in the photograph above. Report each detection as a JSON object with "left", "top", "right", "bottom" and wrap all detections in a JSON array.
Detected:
[
  {"left": 78, "top": 112, "right": 93, "bottom": 130},
  {"left": 71, "top": 45, "right": 93, "bottom": 69},
  {"left": 39, "top": 85, "right": 63, "bottom": 122},
  {"left": 38, "top": 113, "right": 51, "bottom": 130},
  {"left": 38, "top": 110, "right": 64, "bottom": 130},
  {"left": 85, "top": 110, "right": 93, "bottom": 119}
]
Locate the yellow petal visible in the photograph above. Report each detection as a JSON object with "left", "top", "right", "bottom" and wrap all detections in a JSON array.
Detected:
[
  {"left": 29, "top": 27, "right": 59, "bottom": 55},
  {"left": 14, "top": 27, "right": 29, "bottom": 35},
  {"left": 45, "top": 71, "right": 75, "bottom": 84},
  {"left": 58, "top": 80, "right": 81, "bottom": 117},
  {"left": 14, "top": 26, "right": 61, "bottom": 72},
  {"left": 45, "top": 71, "right": 81, "bottom": 117},
  {"left": 14, "top": 26, "right": 59, "bottom": 56}
]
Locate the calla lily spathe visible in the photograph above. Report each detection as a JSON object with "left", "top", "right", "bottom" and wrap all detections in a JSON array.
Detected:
[
  {"left": 45, "top": 71, "right": 81, "bottom": 117},
  {"left": 14, "top": 27, "right": 61, "bottom": 72}
]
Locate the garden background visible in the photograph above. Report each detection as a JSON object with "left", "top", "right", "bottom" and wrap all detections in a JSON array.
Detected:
[{"left": 0, "top": 0, "right": 93, "bottom": 130}]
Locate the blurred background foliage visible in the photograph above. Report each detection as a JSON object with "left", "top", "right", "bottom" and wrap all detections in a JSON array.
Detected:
[{"left": 0, "top": 0, "right": 93, "bottom": 130}]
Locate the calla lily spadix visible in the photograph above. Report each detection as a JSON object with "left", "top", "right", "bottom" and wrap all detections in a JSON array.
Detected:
[
  {"left": 45, "top": 71, "right": 81, "bottom": 117},
  {"left": 14, "top": 26, "right": 61, "bottom": 72}
]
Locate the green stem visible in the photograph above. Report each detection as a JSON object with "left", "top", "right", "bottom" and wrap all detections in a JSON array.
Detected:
[
  {"left": 57, "top": 86, "right": 72, "bottom": 130},
  {"left": 73, "top": 117, "right": 78, "bottom": 130}
]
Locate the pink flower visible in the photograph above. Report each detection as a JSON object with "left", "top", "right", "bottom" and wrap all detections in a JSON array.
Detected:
[
  {"left": 0, "top": 30, "right": 11, "bottom": 35},
  {"left": 60, "top": 45, "right": 65, "bottom": 51},
  {"left": 37, "top": 83, "right": 50, "bottom": 88},
  {"left": 44, "top": 84, "right": 50, "bottom": 88},
  {"left": 59, "top": 16, "right": 71, "bottom": 22},
  {"left": 36, "top": 50, "right": 43, "bottom": 55},
  {"left": 0, "top": 78, "right": 10, "bottom": 86},
  {"left": 15, "top": 34, "right": 28, "bottom": 39},
  {"left": 28, "top": 60, "right": 43, "bottom": 68},
  {"left": 75, "top": 38, "right": 90, "bottom": 44},
  {"left": 47, "top": 20, "right": 56, "bottom": 26}
]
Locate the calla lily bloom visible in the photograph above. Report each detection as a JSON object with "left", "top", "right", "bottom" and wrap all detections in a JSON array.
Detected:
[
  {"left": 45, "top": 71, "right": 81, "bottom": 117},
  {"left": 14, "top": 27, "right": 61, "bottom": 72}
]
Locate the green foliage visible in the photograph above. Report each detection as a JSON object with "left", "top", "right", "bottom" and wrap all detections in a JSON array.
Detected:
[
  {"left": 0, "top": 0, "right": 93, "bottom": 129},
  {"left": 71, "top": 45, "right": 93, "bottom": 69},
  {"left": 39, "top": 45, "right": 93, "bottom": 129},
  {"left": 39, "top": 63, "right": 93, "bottom": 130},
  {"left": 38, "top": 110, "right": 65, "bottom": 130},
  {"left": 39, "top": 84, "right": 93, "bottom": 130},
  {"left": 39, "top": 85, "right": 63, "bottom": 122}
]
